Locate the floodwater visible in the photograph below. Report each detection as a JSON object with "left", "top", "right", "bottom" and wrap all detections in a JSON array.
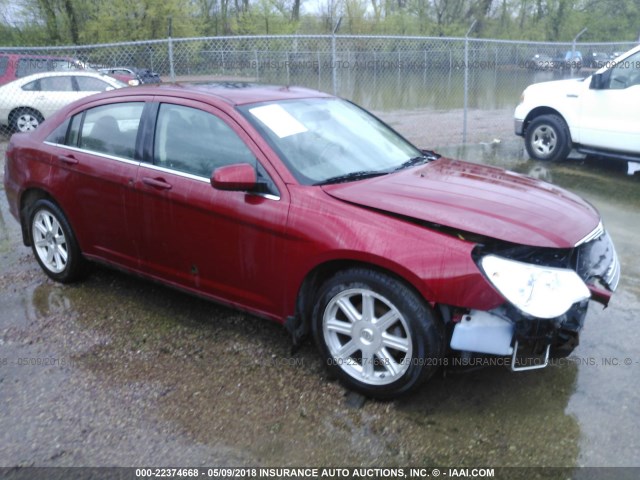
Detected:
[
  {"left": 264, "top": 65, "right": 584, "bottom": 111},
  {"left": 0, "top": 137, "right": 639, "bottom": 473}
]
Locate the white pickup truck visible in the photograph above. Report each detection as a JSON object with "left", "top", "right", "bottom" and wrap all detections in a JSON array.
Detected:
[{"left": 515, "top": 44, "right": 640, "bottom": 164}]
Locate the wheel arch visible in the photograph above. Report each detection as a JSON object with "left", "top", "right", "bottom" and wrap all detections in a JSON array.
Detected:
[
  {"left": 19, "top": 188, "right": 57, "bottom": 246},
  {"left": 523, "top": 107, "right": 572, "bottom": 141},
  {"left": 288, "top": 257, "right": 439, "bottom": 346},
  {"left": 9, "top": 106, "right": 43, "bottom": 123}
]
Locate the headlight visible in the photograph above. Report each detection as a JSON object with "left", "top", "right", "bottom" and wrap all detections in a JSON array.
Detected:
[
  {"left": 480, "top": 255, "right": 590, "bottom": 319},
  {"left": 128, "top": 79, "right": 140, "bottom": 86}
]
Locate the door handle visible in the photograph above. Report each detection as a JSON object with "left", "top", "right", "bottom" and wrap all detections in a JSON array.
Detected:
[
  {"left": 141, "top": 177, "right": 172, "bottom": 190},
  {"left": 58, "top": 154, "right": 78, "bottom": 165}
]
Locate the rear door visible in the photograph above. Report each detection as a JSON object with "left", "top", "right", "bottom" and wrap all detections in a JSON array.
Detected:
[
  {"left": 135, "top": 99, "right": 290, "bottom": 318},
  {"left": 29, "top": 75, "right": 81, "bottom": 118},
  {"left": 46, "top": 100, "right": 147, "bottom": 267}
]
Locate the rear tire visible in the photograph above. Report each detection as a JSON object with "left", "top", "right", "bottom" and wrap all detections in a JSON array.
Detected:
[
  {"left": 525, "top": 114, "right": 571, "bottom": 162},
  {"left": 12, "top": 108, "right": 44, "bottom": 133},
  {"left": 28, "top": 199, "right": 88, "bottom": 283},
  {"left": 312, "top": 268, "right": 444, "bottom": 399}
]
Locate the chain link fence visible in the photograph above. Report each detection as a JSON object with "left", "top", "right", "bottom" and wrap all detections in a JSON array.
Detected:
[{"left": 0, "top": 35, "right": 636, "bottom": 145}]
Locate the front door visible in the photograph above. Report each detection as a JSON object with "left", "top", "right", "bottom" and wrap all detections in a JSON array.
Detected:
[
  {"left": 578, "top": 50, "right": 640, "bottom": 153},
  {"left": 135, "top": 101, "right": 290, "bottom": 318}
]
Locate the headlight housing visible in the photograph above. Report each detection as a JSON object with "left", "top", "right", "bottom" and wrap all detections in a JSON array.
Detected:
[{"left": 480, "top": 255, "right": 590, "bottom": 319}]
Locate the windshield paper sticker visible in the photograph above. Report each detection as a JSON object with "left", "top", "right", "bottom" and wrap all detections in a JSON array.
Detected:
[{"left": 249, "top": 104, "right": 308, "bottom": 138}]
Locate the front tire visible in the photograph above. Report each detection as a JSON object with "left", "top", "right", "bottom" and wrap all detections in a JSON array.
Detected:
[
  {"left": 312, "top": 268, "right": 444, "bottom": 399},
  {"left": 525, "top": 114, "right": 572, "bottom": 162},
  {"left": 29, "top": 199, "right": 87, "bottom": 283}
]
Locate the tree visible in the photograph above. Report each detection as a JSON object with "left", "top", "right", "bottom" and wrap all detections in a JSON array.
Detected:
[{"left": 2, "top": 0, "right": 640, "bottom": 44}]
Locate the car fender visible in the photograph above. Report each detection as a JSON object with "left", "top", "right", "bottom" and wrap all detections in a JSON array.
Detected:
[
  {"left": 516, "top": 78, "right": 590, "bottom": 142},
  {"left": 283, "top": 185, "right": 504, "bottom": 320}
]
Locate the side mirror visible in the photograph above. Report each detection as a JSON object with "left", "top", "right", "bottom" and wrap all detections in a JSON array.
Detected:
[
  {"left": 590, "top": 73, "right": 604, "bottom": 90},
  {"left": 211, "top": 163, "right": 257, "bottom": 191}
]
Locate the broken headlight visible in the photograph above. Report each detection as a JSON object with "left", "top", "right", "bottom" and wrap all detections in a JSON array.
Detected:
[{"left": 480, "top": 255, "right": 590, "bottom": 319}]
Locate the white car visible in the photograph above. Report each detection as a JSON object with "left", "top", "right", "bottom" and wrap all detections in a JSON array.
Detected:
[
  {"left": 0, "top": 71, "right": 126, "bottom": 133},
  {"left": 515, "top": 44, "right": 640, "bottom": 162}
]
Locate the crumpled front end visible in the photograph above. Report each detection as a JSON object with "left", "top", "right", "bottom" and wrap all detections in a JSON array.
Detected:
[
  {"left": 448, "top": 224, "right": 620, "bottom": 370},
  {"left": 576, "top": 229, "right": 620, "bottom": 303}
]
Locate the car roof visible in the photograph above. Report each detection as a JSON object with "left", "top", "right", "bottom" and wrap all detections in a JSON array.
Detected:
[
  {"left": 0, "top": 70, "right": 124, "bottom": 90},
  {"left": 85, "top": 82, "right": 333, "bottom": 106},
  {"left": 15, "top": 70, "right": 116, "bottom": 81}
]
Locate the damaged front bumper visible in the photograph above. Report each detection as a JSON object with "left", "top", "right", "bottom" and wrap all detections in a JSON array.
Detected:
[
  {"left": 450, "top": 302, "right": 588, "bottom": 371},
  {"left": 449, "top": 228, "right": 620, "bottom": 371}
]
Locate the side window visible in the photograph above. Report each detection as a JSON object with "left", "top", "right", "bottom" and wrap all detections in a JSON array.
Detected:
[
  {"left": 16, "top": 58, "right": 48, "bottom": 77},
  {"left": 79, "top": 102, "right": 144, "bottom": 159},
  {"left": 0, "top": 56, "right": 8, "bottom": 76},
  {"left": 39, "top": 76, "right": 74, "bottom": 92},
  {"left": 154, "top": 104, "right": 255, "bottom": 178},
  {"left": 609, "top": 51, "right": 640, "bottom": 89},
  {"left": 45, "top": 118, "right": 71, "bottom": 144},
  {"left": 50, "top": 59, "right": 77, "bottom": 71},
  {"left": 22, "top": 80, "right": 39, "bottom": 91},
  {"left": 68, "top": 114, "right": 83, "bottom": 147},
  {"left": 75, "top": 76, "right": 113, "bottom": 92}
]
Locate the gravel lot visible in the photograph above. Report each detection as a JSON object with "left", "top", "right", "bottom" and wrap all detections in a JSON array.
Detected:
[{"left": 1, "top": 109, "right": 639, "bottom": 475}]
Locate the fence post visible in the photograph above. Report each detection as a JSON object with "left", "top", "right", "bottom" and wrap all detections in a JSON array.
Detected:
[
  {"left": 286, "top": 51, "right": 291, "bottom": 85},
  {"left": 463, "top": 20, "right": 476, "bottom": 144},
  {"left": 167, "top": 17, "right": 175, "bottom": 81},
  {"left": 572, "top": 27, "right": 587, "bottom": 75},
  {"left": 254, "top": 50, "right": 259, "bottom": 80},
  {"left": 332, "top": 17, "right": 342, "bottom": 95}
]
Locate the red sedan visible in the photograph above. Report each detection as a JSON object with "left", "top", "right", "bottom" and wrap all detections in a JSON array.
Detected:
[{"left": 3, "top": 83, "right": 620, "bottom": 398}]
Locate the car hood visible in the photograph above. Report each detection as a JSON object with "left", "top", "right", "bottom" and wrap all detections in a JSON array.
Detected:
[
  {"left": 322, "top": 158, "right": 600, "bottom": 248},
  {"left": 526, "top": 77, "right": 586, "bottom": 96}
]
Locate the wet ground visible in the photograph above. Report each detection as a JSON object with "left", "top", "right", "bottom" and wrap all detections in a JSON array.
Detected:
[{"left": 1, "top": 135, "right": 639, "bottom": 471}]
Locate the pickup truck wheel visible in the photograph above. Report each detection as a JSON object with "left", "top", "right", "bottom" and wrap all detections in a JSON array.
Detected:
[
  {"left": 312, "top": 268, "right": 444, "bottom": 399},
  {"left": 525, "top": 115, "right": 571, "bottom": 162}
]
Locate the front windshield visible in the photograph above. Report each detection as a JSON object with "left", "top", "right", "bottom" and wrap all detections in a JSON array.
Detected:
[{"left": 239, "top": 98, "right": 422, "bottom": 185}]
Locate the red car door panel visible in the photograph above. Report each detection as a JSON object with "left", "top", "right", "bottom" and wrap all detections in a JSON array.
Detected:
[
  {"left": 47, "top": 101, "right": 145, "bottom": 267},
  {"left": 134, "top": 101, "right": 290, "bottom": 319}
]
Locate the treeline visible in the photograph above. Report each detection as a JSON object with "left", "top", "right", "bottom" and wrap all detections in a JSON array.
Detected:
[{"left": 1, "top": 0, "right": 639, "bottom": 46}]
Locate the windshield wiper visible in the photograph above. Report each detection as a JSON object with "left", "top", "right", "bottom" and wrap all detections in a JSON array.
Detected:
[
  {"left": 394, "top": 150, "right": 441, "bottom": 171},
  {"left": 314, "top": 170, "right": 389, "bottom": 186}
]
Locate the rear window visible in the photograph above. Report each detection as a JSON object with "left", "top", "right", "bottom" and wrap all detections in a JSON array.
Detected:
[
  {"left": 50, "top": 59, "right": 76, "bottom": 71},
  {"left": 16, "top": 58, "right": 50, "bottom": 77},
  {"left": 40, "top": 76, "right": 74, "bottom": 92},
  {"left": 14, "top": 57, "right": 77, "bottom": 77}
]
